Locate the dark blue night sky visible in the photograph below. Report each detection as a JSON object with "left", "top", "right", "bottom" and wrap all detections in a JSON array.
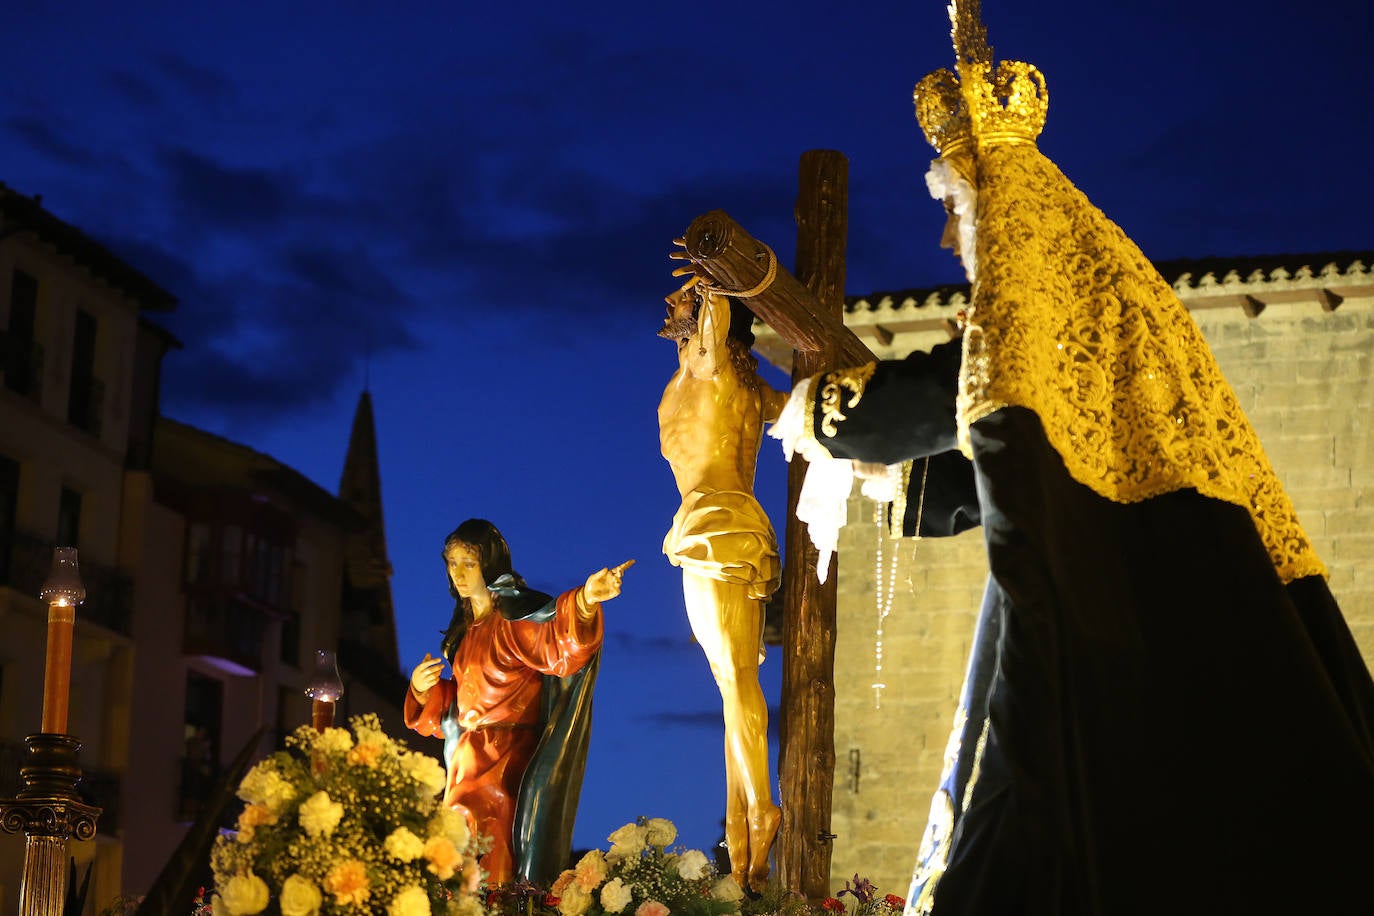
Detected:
[{"left": 3, "top": 0, "right": 1369, "bottom": 857}]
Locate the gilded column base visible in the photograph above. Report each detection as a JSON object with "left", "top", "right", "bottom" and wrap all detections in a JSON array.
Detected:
[{"left": 0, "top": 734, "right": 102, "bottom": 916}]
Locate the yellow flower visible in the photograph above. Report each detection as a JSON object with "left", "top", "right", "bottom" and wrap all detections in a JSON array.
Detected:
[
  {"left": 431, "top": 807, "right": 471, "bottom": 848},
  {"left": 461, "top": 857, "right": 482, "bottom": 894},
  {"left": 237, "top": 765, "right": 296, "bottom": 815},
  {"left": 573, "top": 849, "right": 607, "bottom": 891},
  {"left": 423, "top": 835, "right": 463, "bottom": 881},
  {"left": 645, "top": 818, "right": 677, "bottom": 848},
  {"left": 324, "top": 859, "right": 371, "bottom": 906},
  {"left": 351, "top": 714, "right": 392, "bottom": 749},
  {"left": 605, "top": 823, "right": 647, "bottom": 861},
  {"left": 315, "top": 726, "right": 354, "bottom": 754},
  {"left": 550, "top": 870, "right": 576, "bottom": 896},
  {"left": 299, "top": 790, "right": 345, "bottom": 838},
  {"left": 452, "top": 895, "right": 485, "bottom": 916},
  {"left": 388, "top": 885, "right": 431, "bottom": 916},
  {"left": 280, "top": 874, "right": 323, "bottom": 916},
  {"left": 711, "top": 877, "right": 745, "bottom": 903},
  {"left": 347, "top": 741, "right": 384, "bottom": 767},
  {"left": 402, "top": 752, "right": 448, "bottom": 796},
  {"left": 237, "top": 804, "right": 275, "bottom": 832},
  {"left": 218, "top": 872, "right": 270, "bottom": 915},
  {"left": 557, "top": 883, "right": 592, "bottom": 916},
  {"left": 386, "top": 826, "right": 426, "bottom": 861}
]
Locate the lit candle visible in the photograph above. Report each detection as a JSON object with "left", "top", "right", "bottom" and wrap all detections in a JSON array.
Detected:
[
  {"left": 38, "top": 547, "right": 86, "bottom": 735},
  {"left": 304, "top": 648, "right": 344, "bottom": 732}
]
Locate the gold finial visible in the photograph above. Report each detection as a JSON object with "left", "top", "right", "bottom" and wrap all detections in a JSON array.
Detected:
[
  {"left": 949, "top": 0, "right": 991, "bottom": 66},
  {"left": 914, "top": 1, "right": 1048, "bottom": 159}
]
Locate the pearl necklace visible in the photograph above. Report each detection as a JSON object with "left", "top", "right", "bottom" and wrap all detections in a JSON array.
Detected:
[{"left": 872, "top": 457, "right": 929, "bottom": 709}]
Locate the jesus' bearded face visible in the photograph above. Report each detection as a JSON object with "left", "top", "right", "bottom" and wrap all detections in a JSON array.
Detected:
[{"left": 658, "top": 289, "right": 699, "bottom": 341}]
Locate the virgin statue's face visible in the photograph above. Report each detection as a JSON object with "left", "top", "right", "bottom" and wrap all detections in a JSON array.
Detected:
[
  {"left": 445, "top": 542, "right": 486, "bottom": 598},
  {"left": 940, "top": 198, "right": 961, "bottom": 259}
]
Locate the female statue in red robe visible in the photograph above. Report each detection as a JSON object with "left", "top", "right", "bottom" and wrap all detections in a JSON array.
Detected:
[{"left": 405, "top": 518, "right": 632, "bottom": 885}]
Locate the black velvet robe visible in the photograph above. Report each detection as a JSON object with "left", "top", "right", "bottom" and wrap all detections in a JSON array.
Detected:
[{"left": 812, "top": 339, "right": 1374, "bottom": 915}]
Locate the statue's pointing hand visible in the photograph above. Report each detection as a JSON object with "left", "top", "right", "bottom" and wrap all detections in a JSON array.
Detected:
[
  {"left": 582, "top": 559, "right": 636, "bottom": 606},
  {"left": 410, "top": 652, "right": 445, "bottom": 700}
]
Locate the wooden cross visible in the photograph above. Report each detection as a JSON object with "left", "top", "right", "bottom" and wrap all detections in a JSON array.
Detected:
[{"left": 680, "top": 150, "right": 875, "bottom": 900}]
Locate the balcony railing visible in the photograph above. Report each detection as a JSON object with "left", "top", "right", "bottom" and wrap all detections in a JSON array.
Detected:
[
  {"left": 183, "top": 591, "right": 267, "bottom": 672},
  {"left": 0, "top": 739, "right": 121, "bottom": 835},
  {"left": 0, "top": 332, "right": 43, "bottom": 402},
  {"left": 0, "top": 529, "right": 133, "bottom": 636}
]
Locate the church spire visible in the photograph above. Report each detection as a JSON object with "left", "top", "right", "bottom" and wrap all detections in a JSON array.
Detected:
[{"left": 338, "top": 389, "right": 400, "bottom": 669}]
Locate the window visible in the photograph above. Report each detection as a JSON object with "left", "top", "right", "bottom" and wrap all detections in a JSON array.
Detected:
[
  {"left": 221, "top": 525, "right": 242, "bottom": 586},
  {"left": 185, "top": 522, "right": 213, "bottom": 585},
  {"left": 3, "top": 270, "right": 41, "bottom": 399},
  {"left": 56, "top": 487, "right": 81, "bottom": 549},
  {"left": 179, "top": 672, "right": 223, "bottom": 821},
  {"left": 66, "top": 308, "right": 100, "bottom": 434},
  {"left": 280, "top": 609, "right": 300, "bottom": 667}
]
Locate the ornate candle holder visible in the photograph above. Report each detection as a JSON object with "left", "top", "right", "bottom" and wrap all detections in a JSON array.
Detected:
[
  {"left": 0, "top": 548, "right": 102, "bottom": 916},
  {"left": 304, "top": 648, "right": 345, "bottom": 731}
]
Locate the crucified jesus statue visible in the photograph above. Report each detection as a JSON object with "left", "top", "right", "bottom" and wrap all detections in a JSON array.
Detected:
[{"left": 658, "top": 246, "right": 786, "bottom": 893}]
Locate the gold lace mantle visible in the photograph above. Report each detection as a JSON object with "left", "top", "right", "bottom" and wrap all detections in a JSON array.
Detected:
[{"left": 957, "top": 143, "right": 1323, "bottom": 584}]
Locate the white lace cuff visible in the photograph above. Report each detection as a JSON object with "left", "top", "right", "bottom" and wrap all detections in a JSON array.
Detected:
[{"left": 768, "top": 376, "right": 832, "bottom": 463}]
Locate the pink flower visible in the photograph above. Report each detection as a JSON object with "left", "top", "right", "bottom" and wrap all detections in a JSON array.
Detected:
[{"left": 636, "top": 901, "right": 670, "bottom": 916}]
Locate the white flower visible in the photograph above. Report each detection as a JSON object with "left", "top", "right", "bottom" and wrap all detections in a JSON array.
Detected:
[
  {"left": 557, "top": 884, "right": 592, "bottom": 916},
  {"left": 280, "top": 874, "right": 323, "bottom": 916},
  {"left": 711, "top": 877, "right": 745, "bottom": 903},
  {"left": 386, "top": 826, "right": 426, "bottom": 861},
  {"left": 605, "top": 822, "right": 647, "bottom": 861},
  {"left": 315, "top": 726, "right": 354, "bottom": 754},
  {"left": 644, "top": 818, "right": 677, "bottom": 848},
  {"left": 402, "top": 752, "right": 448, "bottom": 796},
  {"left": 218, "top": 873, "right": 270, "bottom": 915},
  {"left": 388, "top": 886, "right": 432, "bottom": 916},
  {"left": 676, "top": 849, "right": 711, "bottom": 881},
  {"left": 299, "top": 790, "right": 345, "bottom": 838},
  {"left": 600, "top": 878, "right": 633, "bottom": 914}
]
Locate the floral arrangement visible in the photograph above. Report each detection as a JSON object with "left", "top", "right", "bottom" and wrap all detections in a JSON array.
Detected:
[
  {"left": 538, "top": 817, "right": 743, "bottom": 916},
  {"left": 209, "top": 714, "right": 486, "bottom": 916},
  {"left": 98, "top": 889, "right": 214, "bottom": 916},
  {"left": 825, "top": 875, "right": 905, "bottom": 916}
]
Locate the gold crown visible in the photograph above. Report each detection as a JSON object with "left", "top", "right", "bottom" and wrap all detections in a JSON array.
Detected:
[
  {"left": 913, "top": 0, "right": 1049, "bottom": 157},
  {"left": 914, "top": 60, "right": 1048, "bottom": 156}
]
